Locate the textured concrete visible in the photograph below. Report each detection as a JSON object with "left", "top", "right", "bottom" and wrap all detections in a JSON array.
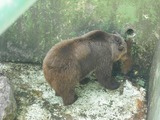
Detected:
[{"left": 148, "top": 40, "right": 160, "bottom": 120}]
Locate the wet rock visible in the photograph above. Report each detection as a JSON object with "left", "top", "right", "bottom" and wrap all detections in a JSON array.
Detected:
[{"left": 0, "top": 75, "right": 17, "bottom": 120}]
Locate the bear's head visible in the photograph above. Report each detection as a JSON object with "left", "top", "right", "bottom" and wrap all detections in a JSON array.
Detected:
[{"left": 110, "top": 34, "right": 127, "bottom": 62}]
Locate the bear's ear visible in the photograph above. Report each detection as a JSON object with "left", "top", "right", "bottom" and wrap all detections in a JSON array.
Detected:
[{"left": 125, "top": 28, "right": 136, "bottom": 39}]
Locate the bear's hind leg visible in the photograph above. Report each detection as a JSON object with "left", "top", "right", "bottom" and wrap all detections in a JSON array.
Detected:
[
  {"left": 51, "top": 81, "right": 78, "bottom": 105},
  {"left": 55, "top": 91, "right": 60, "bottom": 96}
]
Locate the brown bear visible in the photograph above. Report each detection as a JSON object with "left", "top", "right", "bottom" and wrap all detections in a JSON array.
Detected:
[{"left": 43, "top": 30, "right": 127, "bottom": 105}]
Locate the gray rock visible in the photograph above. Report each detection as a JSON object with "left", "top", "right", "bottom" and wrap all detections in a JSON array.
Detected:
[{"left": 0, "top": 75, "right": 17, "bottom": 120}]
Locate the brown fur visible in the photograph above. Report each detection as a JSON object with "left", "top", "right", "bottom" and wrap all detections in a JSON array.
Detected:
[
  {"left": 43, "top": 30, "right": 127, "bottom": 105},
  {"left": 120, "top": 38, "right": 133, "bottom": 74}
]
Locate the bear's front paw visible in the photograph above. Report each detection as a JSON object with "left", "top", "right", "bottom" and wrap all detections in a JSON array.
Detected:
[{"left": 106, "top": 80, "right": 120, "bottom": 90}]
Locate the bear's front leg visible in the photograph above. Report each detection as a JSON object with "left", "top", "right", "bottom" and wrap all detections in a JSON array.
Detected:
[
  {"left": 106, "top": 77, "right": 120, "bottom": 90},
  {"left": 95, "top": 63, "right": 120, "bottom": 90}
]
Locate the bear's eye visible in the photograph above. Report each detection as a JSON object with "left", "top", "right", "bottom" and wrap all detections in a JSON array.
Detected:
[
  {"left": 115, "top": 38, "right": 122, "bottom": 45},
  {"left": 115, "top": 38, "right": 119, "bottom": 42}
]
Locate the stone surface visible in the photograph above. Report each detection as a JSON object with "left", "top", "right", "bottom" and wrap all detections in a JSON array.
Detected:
[
  {"left": 0, "top": 63, "right": 147, "bottom": 120},
  {"left": 0, "top": 75, "right": 17, "bottom": 120}
]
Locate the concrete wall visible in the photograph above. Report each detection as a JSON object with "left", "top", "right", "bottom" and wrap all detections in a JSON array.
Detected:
[
  {"left": 0, "top": 0, "right": 159, "bottom": 66},
  {"left": 0, "top": 1, "right": 159, "bottom": 74},
  {"left": 148, "top": 40, "right": 160, "bottom": 120}
]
